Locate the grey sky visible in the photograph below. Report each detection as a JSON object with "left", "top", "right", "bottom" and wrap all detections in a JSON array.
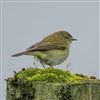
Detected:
[{"left": 1, "top": 1, "right": 99, "bottom": 100}]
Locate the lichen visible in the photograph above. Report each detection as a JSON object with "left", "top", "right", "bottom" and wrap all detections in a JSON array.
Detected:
[{"left": 14, "top": 68, "right": 88, "bottom": 83}]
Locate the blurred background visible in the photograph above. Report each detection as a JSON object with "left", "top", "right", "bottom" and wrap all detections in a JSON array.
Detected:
[{"left": 1, "top": 0, "right": 99, "bottom": 100}]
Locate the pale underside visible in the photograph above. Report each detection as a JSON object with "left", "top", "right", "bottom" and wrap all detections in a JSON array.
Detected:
[{"left": 28, "top": 48, "right": 69, "bottom": 66}]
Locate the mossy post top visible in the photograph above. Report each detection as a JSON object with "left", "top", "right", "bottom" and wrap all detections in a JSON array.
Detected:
[{"left": 8, "top": 68, "right": 99, "bottom": 84}]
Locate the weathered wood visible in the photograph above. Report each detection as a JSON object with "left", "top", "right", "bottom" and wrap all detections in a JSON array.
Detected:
[{"left": 6, "top": 78, "right": 100, "bottom": 100}]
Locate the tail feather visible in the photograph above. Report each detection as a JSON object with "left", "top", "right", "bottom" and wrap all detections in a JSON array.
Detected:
[{"left": 11, "top": 51, "right": 28, "bottom": 57}]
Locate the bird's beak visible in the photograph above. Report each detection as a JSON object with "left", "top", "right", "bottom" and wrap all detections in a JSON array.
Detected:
[{"left": 72, "top": 38, "right": 77, "bottom": 41}]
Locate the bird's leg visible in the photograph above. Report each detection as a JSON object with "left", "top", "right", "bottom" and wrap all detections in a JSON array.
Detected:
[
  {"left": 33, "top": 57, "right": 38, "bottom": 68},
  {"left": 49, "top": 65, "right": 54, "bottom": 68},
  {"left": 40, "top": 60, "right": 46, "bottom": 68},
  {"left": 66, "top": 62, "right": 71, "bottom": 71}
]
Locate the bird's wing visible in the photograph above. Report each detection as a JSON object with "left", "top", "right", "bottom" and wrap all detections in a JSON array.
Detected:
[
  {"left": 26, "top": 42, "right": 66, "bottom": 51},
  {"left": 26, "top": 32, "right": 66, "bottom": 51},
  {"left": 26, "top": 42, "right": 41, "bottom": 50}
]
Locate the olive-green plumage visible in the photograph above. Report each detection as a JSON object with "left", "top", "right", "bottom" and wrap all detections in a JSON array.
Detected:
[{"left": 12, "top": 31, "right": 77, "bottom": 68}]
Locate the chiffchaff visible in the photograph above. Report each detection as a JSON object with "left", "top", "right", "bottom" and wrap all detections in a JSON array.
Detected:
[{"left": 12, "top": 31, "right": 77, "bottom": 68}]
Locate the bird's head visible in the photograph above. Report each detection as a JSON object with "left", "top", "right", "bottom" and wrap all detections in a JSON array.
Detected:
[
  {"left": 58, "top": 30, "right": 77, "bottom": 47},
  {"left": 60, "top": 30, "right": 77, "bottom": 42}
]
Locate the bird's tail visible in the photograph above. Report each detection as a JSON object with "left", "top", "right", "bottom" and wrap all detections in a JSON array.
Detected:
[{"left": 11, "top": 51, "right": 29, "bottom": 57}]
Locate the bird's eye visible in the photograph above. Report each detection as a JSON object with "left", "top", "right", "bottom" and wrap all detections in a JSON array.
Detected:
[
  {"left": 67, "top": 37, "right": 70, "bottom": 39},
  {"left": 64, "top": 35, "right": 70, "bottom": 39}
]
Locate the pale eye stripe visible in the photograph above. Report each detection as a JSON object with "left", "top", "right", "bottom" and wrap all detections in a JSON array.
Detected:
[{"left": 67, "top": 34, "right": 72, "bottom": 38}]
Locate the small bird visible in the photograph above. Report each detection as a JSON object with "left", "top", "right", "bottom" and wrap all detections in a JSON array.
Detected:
[{"left": 12, "top": 31, "right": 77, "bottom": 68}]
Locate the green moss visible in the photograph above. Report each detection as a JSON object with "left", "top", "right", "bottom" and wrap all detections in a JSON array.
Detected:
[{"left": 14, "top": 68, "right": 88, "bottom": 83}]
